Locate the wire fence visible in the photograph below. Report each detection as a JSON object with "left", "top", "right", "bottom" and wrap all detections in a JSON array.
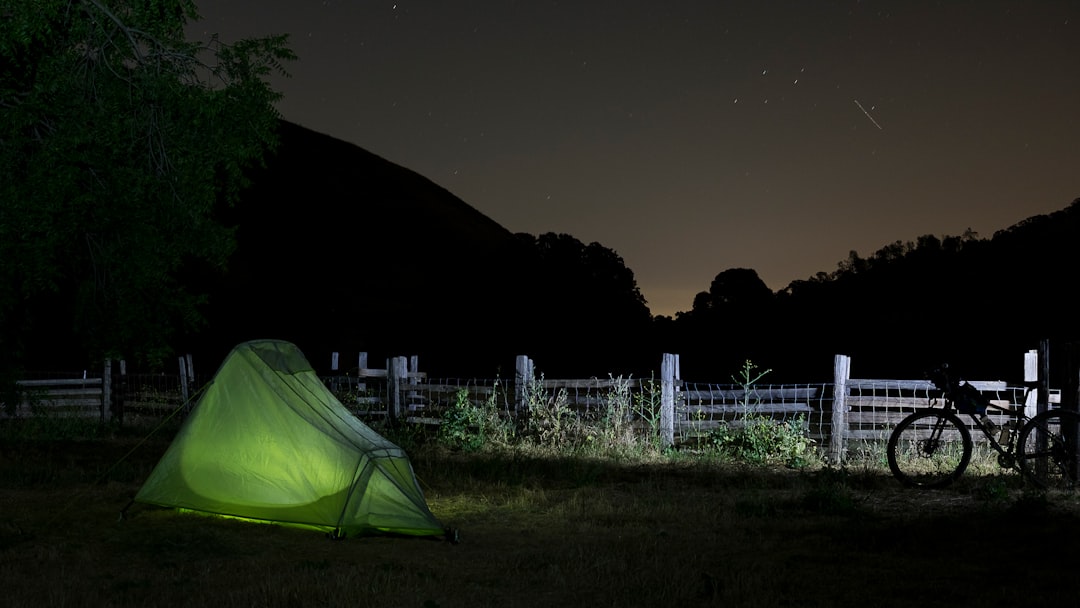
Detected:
[
  {"left": 678, "top": 380, "right": 834, "bottom": 443},
  {"left": 7, "top": 352, "right": 1062, "bottom": 463},
  {"left": 321, "top": 374, "right": 1059, "bottom": 459}
]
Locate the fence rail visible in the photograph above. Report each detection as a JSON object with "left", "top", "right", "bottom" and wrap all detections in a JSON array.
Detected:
[
  {"left": 2, "top": 357, "right": 205, "bottom": 423},
  {"left": 6, "top": 378, "right": 105, "bottom": 419}
]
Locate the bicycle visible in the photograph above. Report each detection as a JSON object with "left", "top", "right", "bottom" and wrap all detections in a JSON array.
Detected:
[{"left": 886, "top": 364, "right": 1080, "bottom": 489}]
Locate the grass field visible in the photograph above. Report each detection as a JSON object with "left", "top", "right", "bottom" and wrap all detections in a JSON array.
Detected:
[{"left": 2, "top": 420, "right": 1080, "bottom": 607}]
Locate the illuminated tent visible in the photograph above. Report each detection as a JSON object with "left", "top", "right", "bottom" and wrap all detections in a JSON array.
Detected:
[{"left": 133, "top": 339, "right": 444, "bottom": 538}]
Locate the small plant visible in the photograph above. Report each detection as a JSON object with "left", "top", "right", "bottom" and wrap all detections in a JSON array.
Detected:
[
  {"left": 434, "top": 382, "right": 514, "bottom": 453},
  {"left": 599, "top": 374, "right": 634, "bottom": 444},
  {"left": 574, "top": 374, "right": 638, "bottom": 453},
  {"left": 632, "top": 376, "right": 665, "bottom": 449},
  {"left": 438, "top": 389, "right": 486, "bottom": 451},
  {"left": 438, "top": 384, "right": 513, "bottom": 452},
  {"left": 733, "top": 359, "right": 771, "bottom": 410},
  {"left": 524, "top": 375, "right": 574, "bottom": 448},
  {"left": 710, "top": 413, "right": 814, "bottom": 467},
  {"left": 707, "top": 360, "right": 816, "bottom": 468}
]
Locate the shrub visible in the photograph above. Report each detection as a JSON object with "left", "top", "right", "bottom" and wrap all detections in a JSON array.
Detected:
[
  {"left": 708, "top": 413, "right": 814, "bottom": 467},
  {"left": 706, "top": 360, "right": 816, "bottom": 468},
  {"left": 524, "top": 375, "right": 574, "bottom": 449},
  {"left": 632, "top": 376, "right": 665, "bottom": 449},
  {"left": 437, "top": 384, "right": 513, "bottom": 451}
]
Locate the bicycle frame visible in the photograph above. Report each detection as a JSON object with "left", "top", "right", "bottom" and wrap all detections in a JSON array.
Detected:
[
  {"left": 928, "top": 368, "right": 1029, "bottom": 470},
  {"left": 955, "top": 400, "right": 1024, "bottom": 466}
]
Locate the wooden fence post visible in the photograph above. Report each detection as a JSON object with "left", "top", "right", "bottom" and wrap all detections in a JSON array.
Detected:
[
  {"left": 356, "top": 352, "right": 368, "bottom": 402},
  {"left": 409, "top": 355, "right": 420, "bottom": 385},
  {"left": 830, "top": 354, "right": 851, "bottom": 464},
  {"left": 408, "top": 355, "right": 421, "bottom": 414},
  {"left": 515, "top": 355, "right": 534, "bottom": 428},
  {"left": 1038, "top": 339, "right": 1051, "bottom": 417},
  {"left": 117, "top": 359, "right": 127, "bottom": 426},
  {"left": 1024, "top": 349, "right": 1039, "bottom": 419},
  {"left": 184, "top": 354, "right": 196, "bottom": 411},
  {"left": 179, "top": 355, "right": 190, "bottom": 405},
  {"left": 388, "top": 356, "right": 407, "bottom": 424},
  {"left": 660, "top": 353, "right": 677, "bottom": 449},
  {"left": 103, "top": 358, "right": 112, "bottom": 426}
]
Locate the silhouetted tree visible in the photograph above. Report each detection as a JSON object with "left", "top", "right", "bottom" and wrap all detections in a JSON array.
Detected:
[
  {"left": 0, "top": 1, "right": 294, "bottom": 370},
  {"left": 707, "top": 268, "right": 773, "bottom": 309},
  {"left": 670, "top": 268, "right": 780, "bottom": 378},
  {"left": 512, "top": 233, "right": 653, "bottom": 375}
]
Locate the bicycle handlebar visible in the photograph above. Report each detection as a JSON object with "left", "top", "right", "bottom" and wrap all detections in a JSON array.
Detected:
[
  {"left": 927, "top": 363, "right": 991, "bottom": 415},
  {"left": 926, "top": 364, "right": 959, "bottom": 391}
]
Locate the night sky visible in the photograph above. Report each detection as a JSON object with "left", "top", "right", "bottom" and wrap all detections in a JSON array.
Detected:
[{"left": 187, "top": 1, "right": 1079, "bottom": 317}]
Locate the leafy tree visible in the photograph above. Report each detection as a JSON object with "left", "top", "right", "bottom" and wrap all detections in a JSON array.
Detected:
[
  {"left": 518, "top": 232, "right": 650, "bottom": 321},
  {"left": 0, "top": 0, "right": 294, "bottom": 369},
  {"left": 512, "top": 232, "right": 653, "bottom": 374},
  {"left": 683, "top": 268, "right": 773, "bottom": 320},
  {"left": 706, "top": 267, "right": 773, "bottom": 310}
]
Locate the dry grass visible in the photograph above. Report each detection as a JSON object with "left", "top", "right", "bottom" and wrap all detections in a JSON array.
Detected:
[{"left": 3, "top": 425, "right": 1080, "bottom": 607}]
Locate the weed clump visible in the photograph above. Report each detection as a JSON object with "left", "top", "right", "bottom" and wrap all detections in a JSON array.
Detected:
[
  {"left": 437, "top": 384, "right": 514, "bottom": 452},
  {"left": 705, "top": 361, "right": 817, "bottom": 468}
]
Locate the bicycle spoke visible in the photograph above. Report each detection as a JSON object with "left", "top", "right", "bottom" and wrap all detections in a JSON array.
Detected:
[{"left": 888, "top": 411, "right": 972, "bottom": 488}]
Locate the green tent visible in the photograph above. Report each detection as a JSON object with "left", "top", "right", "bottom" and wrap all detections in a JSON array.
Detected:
[{"left": 134, "top": 339, "right": 444, "bottom": 538}]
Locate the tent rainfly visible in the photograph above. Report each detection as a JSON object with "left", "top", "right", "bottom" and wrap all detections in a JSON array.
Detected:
[{"left": 132, "top": 339, "right": 445, "bottom": 539}]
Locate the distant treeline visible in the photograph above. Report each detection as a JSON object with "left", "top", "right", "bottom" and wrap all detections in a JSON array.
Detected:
[
  {"left": 359, "top": 197, "right": 1080, "bottom": 385},
  {"left": 658, "top": 198, "right": 1080, "bottom": 383}
]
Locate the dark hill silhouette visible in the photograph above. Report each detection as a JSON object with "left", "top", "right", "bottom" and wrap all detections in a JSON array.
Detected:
[
  {"left": 196, "top": 120, "right": 524, "bottom": 375},
  {"left": 195, "top": 121, "right": 655, "bottom": 377}
]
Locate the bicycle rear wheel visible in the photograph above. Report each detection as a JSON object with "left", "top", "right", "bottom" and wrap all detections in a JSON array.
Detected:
[
  {"left": 887, "top": 410, "right": 972, "bottom": 488},
  {"left": 1016, "top": 409, "right": 1080, "bottom": 490}
]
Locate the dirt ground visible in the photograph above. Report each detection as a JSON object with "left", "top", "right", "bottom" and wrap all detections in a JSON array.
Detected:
[{"left": 3, "top": 433, "right": 1080, "bottom": 607}]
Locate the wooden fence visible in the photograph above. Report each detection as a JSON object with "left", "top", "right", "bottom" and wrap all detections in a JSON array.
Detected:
[
  {"left": 325, "top": 353, "right": 828, "bottom": 449},
  {"left": 324, "top": 349, "right": 1057, "bottom": 460},
  {"left": 829, "top": 349, "right": 1059, "bottom": 462},
  {"left": 7, "top": 375, "right": 107, "bottom": 421},
  {"left": 6, "top": 346, "right": 1064, "bottom": 464},
  {"left": 2, "top": 355, "right": 200, "bottom": 423}
]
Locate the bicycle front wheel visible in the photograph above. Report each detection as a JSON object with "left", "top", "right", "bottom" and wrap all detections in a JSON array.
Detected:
[
  {"left": 887, "top": 410, "right": 972, "bottom": 488},
  {"left": 1016, "top": 409, "right": 1080, "bottom": 490}
]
